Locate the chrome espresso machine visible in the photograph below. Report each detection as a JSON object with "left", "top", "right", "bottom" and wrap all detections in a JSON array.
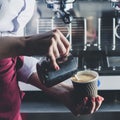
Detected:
[{"left": 23, "top": 0, "right": 120, "bottom": 91}]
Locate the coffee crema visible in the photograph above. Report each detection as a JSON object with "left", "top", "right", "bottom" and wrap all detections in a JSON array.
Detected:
[{"left": 72, "top": 74, "right": 96, "bottom": 82}]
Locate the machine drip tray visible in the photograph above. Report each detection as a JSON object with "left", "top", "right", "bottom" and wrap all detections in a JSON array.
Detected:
[
  {"left": 107, "top": 56, "right": 120, "bottom": 67},
  {"left": 78, "top": 51, "right": 120, "bottom": 75},
  {"left": 78, "top": 51, "right": 107, "bottom": 70}
]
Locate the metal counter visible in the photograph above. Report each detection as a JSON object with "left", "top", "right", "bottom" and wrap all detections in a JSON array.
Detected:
[{"left": 20, "top": 91, "right": 120, "bottom": 120}]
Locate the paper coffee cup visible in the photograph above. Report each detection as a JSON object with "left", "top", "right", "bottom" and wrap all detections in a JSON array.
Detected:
[{"left": 71, "top": 70, "right": 98, "bottom": 101}]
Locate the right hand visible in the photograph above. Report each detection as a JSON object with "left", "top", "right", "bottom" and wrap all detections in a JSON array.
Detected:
[
  {"left": 47, "top": 29, "right": 70, "bottom": 70},
  {"left": 28, "top": 29, "right": 70, "bottom": 70}
]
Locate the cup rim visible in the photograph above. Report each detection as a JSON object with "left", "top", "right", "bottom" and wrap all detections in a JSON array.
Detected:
[{"left": 71, "top": 70, "right": 99, "bottom": 83}]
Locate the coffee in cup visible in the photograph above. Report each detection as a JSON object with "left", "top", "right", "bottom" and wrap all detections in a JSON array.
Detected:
[{"left": 71, "top": 70, "right": 99, "bottom": 101}]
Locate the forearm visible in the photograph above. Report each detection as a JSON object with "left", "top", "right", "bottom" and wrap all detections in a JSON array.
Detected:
[
  {"left": 0, "top": 36, "right": 26, "bottom": 59},
  {"left": 0, "top": 32, "right": 51, "bottom": 59},
  {"left": 27, "top": 72, "right": 72, "bottom": 98},
  {"left": 27, "top": 72, "right": 61, "bottom": 95},
  {"left": 23, "top": 33, "right": 51, "bottom": 56}
]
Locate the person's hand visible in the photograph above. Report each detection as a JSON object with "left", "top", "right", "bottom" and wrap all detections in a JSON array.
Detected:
[
  {"left": 27, "top": 29, "right": 70, "bottom": 70},
  {"left": 52, "top": 83, "right": 104, "bottom": 117},
  {"left": 47, "top": 29, "right": 70, "bottom": 70},
  {"left": 71, "top": 95, "right": 104, "bottom": 116}
]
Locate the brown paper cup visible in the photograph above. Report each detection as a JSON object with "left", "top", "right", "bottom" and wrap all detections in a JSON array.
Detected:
[{"left": 71, "top": 70, "right": 98, "bottom": 102}]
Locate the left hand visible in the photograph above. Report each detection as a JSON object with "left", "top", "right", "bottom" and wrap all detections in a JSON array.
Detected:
[{"left": 54, "top": 83, "right": 104, "bottom": 117}]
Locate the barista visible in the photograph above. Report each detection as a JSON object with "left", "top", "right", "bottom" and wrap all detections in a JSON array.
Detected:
[{"left": 0, "top": 0, "right": 104, "bottom": 120}]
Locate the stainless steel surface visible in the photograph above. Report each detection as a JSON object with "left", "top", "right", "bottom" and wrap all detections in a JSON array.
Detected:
[
  {"left": 37, "top": 17, "right": 84, "bottom": 48},
  {"left": 20, "top": 91, "right": 120, "bottom": 120},
  {"left": 20, "top": 113, "right": 120, "bottom": 120},
  {"left": 107, "top": 56, "right": 120, "bottom": 67},
  {"left": 110, "top": 0, "right": 120, "bottom": 39}
]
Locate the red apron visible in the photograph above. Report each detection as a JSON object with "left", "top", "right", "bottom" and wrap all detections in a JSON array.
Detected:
[{"left": 0, "top": 56, "right": 24, "bottom": 120}]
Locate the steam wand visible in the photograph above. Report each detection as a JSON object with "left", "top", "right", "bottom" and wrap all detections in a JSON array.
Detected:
[
  {"left": 55, "top": 0, "right": 72, "bottom": 24},
  {"left": 45, "top": 0, "right": 76, "bottom": 24}
]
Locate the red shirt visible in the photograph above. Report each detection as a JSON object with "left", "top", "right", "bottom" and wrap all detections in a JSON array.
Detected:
[{"left": 0, "top": 56, "right": 24, "bottom": 120}]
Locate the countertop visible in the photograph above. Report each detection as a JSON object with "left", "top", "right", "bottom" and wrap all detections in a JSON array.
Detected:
[{"left": 20, "top": 91, "right": 120, "bottom": 113}]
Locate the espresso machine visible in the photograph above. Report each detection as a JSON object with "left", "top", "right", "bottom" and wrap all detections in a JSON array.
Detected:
[
  {"left": 36, "top": 0, "right": 120, "bottom": 90},
  {"left": 21, "top": 0, "right": 120, "bottom": 91}
]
